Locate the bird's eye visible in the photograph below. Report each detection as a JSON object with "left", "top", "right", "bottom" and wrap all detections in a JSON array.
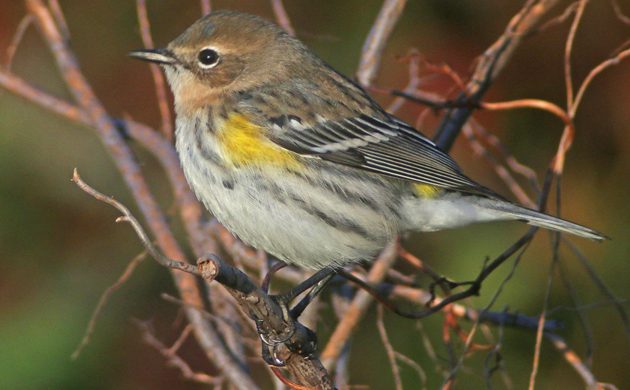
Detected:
[{"left": 197, "top": 48, "right": 220, "bottom": 69}]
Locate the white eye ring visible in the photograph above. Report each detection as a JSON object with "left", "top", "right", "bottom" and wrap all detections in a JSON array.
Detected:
[{"left": 197, "top": 47, "right": 220, "bottom": 69}]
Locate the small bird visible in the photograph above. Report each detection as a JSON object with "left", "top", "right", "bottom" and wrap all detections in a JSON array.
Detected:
[{"left": 130, "top": 10, "right": 605, "bottom": 270}]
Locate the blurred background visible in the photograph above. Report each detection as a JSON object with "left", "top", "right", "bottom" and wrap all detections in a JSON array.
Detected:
[{"left": 0, "top": 0, "right": 628, "bottom": 388}]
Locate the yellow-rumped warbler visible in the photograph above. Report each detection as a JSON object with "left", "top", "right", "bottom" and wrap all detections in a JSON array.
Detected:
[{"left": 130, "top": 10, "right": 605, "bottom": 270}]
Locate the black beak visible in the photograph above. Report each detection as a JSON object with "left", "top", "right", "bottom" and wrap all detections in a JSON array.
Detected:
[{"left": 128, "top": 48, "right": 176, "bottom": 65}]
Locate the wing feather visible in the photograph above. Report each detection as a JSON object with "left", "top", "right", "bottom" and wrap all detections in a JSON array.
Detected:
[{"left": 237, "top": 84, "right": 488, "bottom": 193}]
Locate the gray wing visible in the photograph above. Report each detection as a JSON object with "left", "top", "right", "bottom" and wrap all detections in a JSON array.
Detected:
[{"left": 265, "top": 111, "right": 489, "bottom": 193}]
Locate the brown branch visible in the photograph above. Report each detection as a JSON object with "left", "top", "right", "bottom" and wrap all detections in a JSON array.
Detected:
[
  {"left": 320, "top": 240, "right": 398, "bottom": 369},
  {"left": 545, "top": 333, "right": 600, "bottom": 388},
  {"left": 564, "top": 0, "right": 587, "bottom": 110},
  {"left": 528, "top": 257, "right": 557, "bottom": 390},
  {"left": 357, "top": 0, "right": 408, "bottom": 87},
  {"left": 469, "top": 118, "right": 540, "bottom": 195},
  {"left": 611, "top": 0, "right": 630, "bottom": 25},
  {"left": 434, "top": 0, "right": 560, "bottom": 151},
  {"left": 531, "top": 2, "right": 578, "bottom": 35},
  {"left": 21, "top": 2, "right": 258, "bottom": 388},
  {"left": 463, "top": 123, "right": 535, "bottom": 208},
  {"left": 200, "top": 0, "right": 211, "bottom": 15},
  {"left": 4, "top": 14, "right": 34, "bottom": 71},
  {"left": 572, "top": 48, "right": 630, "bottom": 116},
  {"left": 136, "top": 0, "right": 174, "bottom": 140},
  {"left": 197, "top": 256, "right": 333, "bottom": 389},
  {"left": 135, "top": 320, "right": 223, "bottom": 386},
  {"left": 270, "top": 0, "right": 295, "bottom": 36},
  {"left": 71, "top": 169, "right": 197, "bottom": 274},
  {"left": 386, "top": 49, "right": 421, "bottom": 114},
  {"left": 71, "top": 250, "right": 148, "bottom": 359},
  {"left": 376, "top": 305, "right": 403, "bottom": 390},
  {"left": 47, "top": 0, "right": 69, "bottom": 39}
]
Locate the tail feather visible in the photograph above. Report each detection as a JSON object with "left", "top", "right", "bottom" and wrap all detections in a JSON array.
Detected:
[{"left": 484, "top": 200, "right": 607, "bottom": 242}]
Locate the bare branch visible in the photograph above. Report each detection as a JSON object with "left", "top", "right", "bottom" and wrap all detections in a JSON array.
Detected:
[
  {"left": 357, "top": 0, "right": 407, "bottom": 87},
  {"left": 435, "top": 0, "right": 560, "bottom": 151},
  {"left": 270, "top": 0, "right": 295, "bottom": 36},
  {"left": 611, "top": 0, "right": 630, "bottom": 25},
  {"left": 573, "top": 48, "right": 630, "bottom": 115},
  {"left": 71, "top": 169, "right": 197, "bottom": 274},
  {"left": 376, "top": 305, "right": 403, "bottom": 390},
  {"left": 20, "top": 2, "right": 258, "bottom": 387},
  {"left": 200, "top": 0, "right": 211, "bottom": 15},
  {"left": 564, "top": 0, "right": 587, "bottom": 109},
  {"left": 321, "top": 240, "right": 398, "bottom": 369},
  {"left": 4, "top": 14, "right": 34, "bottom": 71},
  {"left": 135, "top": 320, "right": 223, "bottom": 386},
  {"left": 135, "top": 0, "right": 174, "bottom": 140},
  {"left": 72, "top": 250, "right": 148, "bottom": 359},
  {"left": 197, "top": 256, "right": 334, "bottom": 389},
  {"left": 528, "top": 257, "right": 558, "bottom": 390}
]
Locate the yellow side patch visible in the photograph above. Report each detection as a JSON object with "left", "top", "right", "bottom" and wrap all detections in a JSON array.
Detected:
[
  {"left": 218, "top": 113, "right": 302, "bottom": 169},
  {"left": 413, "top": 183, "right": 442, "bottom": 199}
]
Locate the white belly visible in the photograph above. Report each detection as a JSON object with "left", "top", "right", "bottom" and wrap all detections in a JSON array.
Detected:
[{"left": 176, "top": 118, "right": 399, "bottom": 269}]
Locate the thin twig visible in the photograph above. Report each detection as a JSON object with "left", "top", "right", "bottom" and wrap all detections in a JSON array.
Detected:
[
  {"left": 395, "top": 352, "right": 427, "bottom": 390},
  {"left": 200, "top": 0, "right": 211, "bottom": 15},
  {"left": 532, "top": 2, "right": 579, "bottom": 35},
  {"left": 357, "top": 0, "right": 408, "bottom": 87},
  {"left": 469, "top": 118, "right": 540, "bottom": 194},
  {"left": 71, "top": 250, "right": 148, "bottom": 359},
  {"left": 4, "top": 14, "right": 34, "bottom": 71},
  {"left": 47, "top": 0, "right": 69, "bottom": 39},
  {"left": 270, "top": 0, "right": 295, "bottom": 36},
  {"left": 136, "top": 0, "right": 174, "bottom": 140},
  {"left": 564, "top": 0, "right": 588, "bottom": 109},
  {"left": 528, "top": 256, "right": 558, "bottom": 390},
  {"left": 545, "top": 333, "right": 600, "bottom": 388},
  {"left": 321, "top": 240, "right": 398, "bottom": 369},
  {"left": 386, "top": 49, "right": 421, "bottom": 114},
  {"left": 9, "top": 2, "right": 253, "bottom": 369},
  {"left": 463, "top": 122, "right": 535, "bottom": 208},
  {"left": 135, "top": 320, "right": 223, "bottom": 385},
  {"left": 573, "top": 48, "right": 630, "bottom": 116},
  {"left": 71, "top": 169, "right": 198, "bottom": 274},
  {"left": 611, "top": 0, "right": 630, "bottom": 25},
  {"left": 376, "top": 305, "right": 403, "bottom": 390},
  {"left": 434, "top": 0, "right": 560, "bottom": 151}
]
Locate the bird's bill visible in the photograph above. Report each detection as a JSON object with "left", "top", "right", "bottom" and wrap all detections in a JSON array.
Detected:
[{"left": 128, "top": 48, "right": 176, "bottom": 65}]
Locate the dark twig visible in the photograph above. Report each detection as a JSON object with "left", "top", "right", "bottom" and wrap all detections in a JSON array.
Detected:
[
  {"left": 434, "top": 0, "right": 560, "bottom": 151},
  {"left": 196, "top": 255, "right": 334, "bottom": 389}
]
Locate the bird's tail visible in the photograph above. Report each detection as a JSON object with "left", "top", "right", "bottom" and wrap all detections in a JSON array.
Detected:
[{"left": 484, "top": 199, "right": 607, "bottom": 241}]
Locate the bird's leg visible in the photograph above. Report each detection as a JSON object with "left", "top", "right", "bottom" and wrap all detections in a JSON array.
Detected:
[
  {"left": 289, "top": 272, "right": 335, "bottom": 318},
  {"left": 272, "top": 268, "right": 336, "bottom": 317},
  {"left": 261, "top": 260, "right": 288, "bottom": 293},
  {"left": 255, "top": 267, "right": 334, "bottom": 366}
]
